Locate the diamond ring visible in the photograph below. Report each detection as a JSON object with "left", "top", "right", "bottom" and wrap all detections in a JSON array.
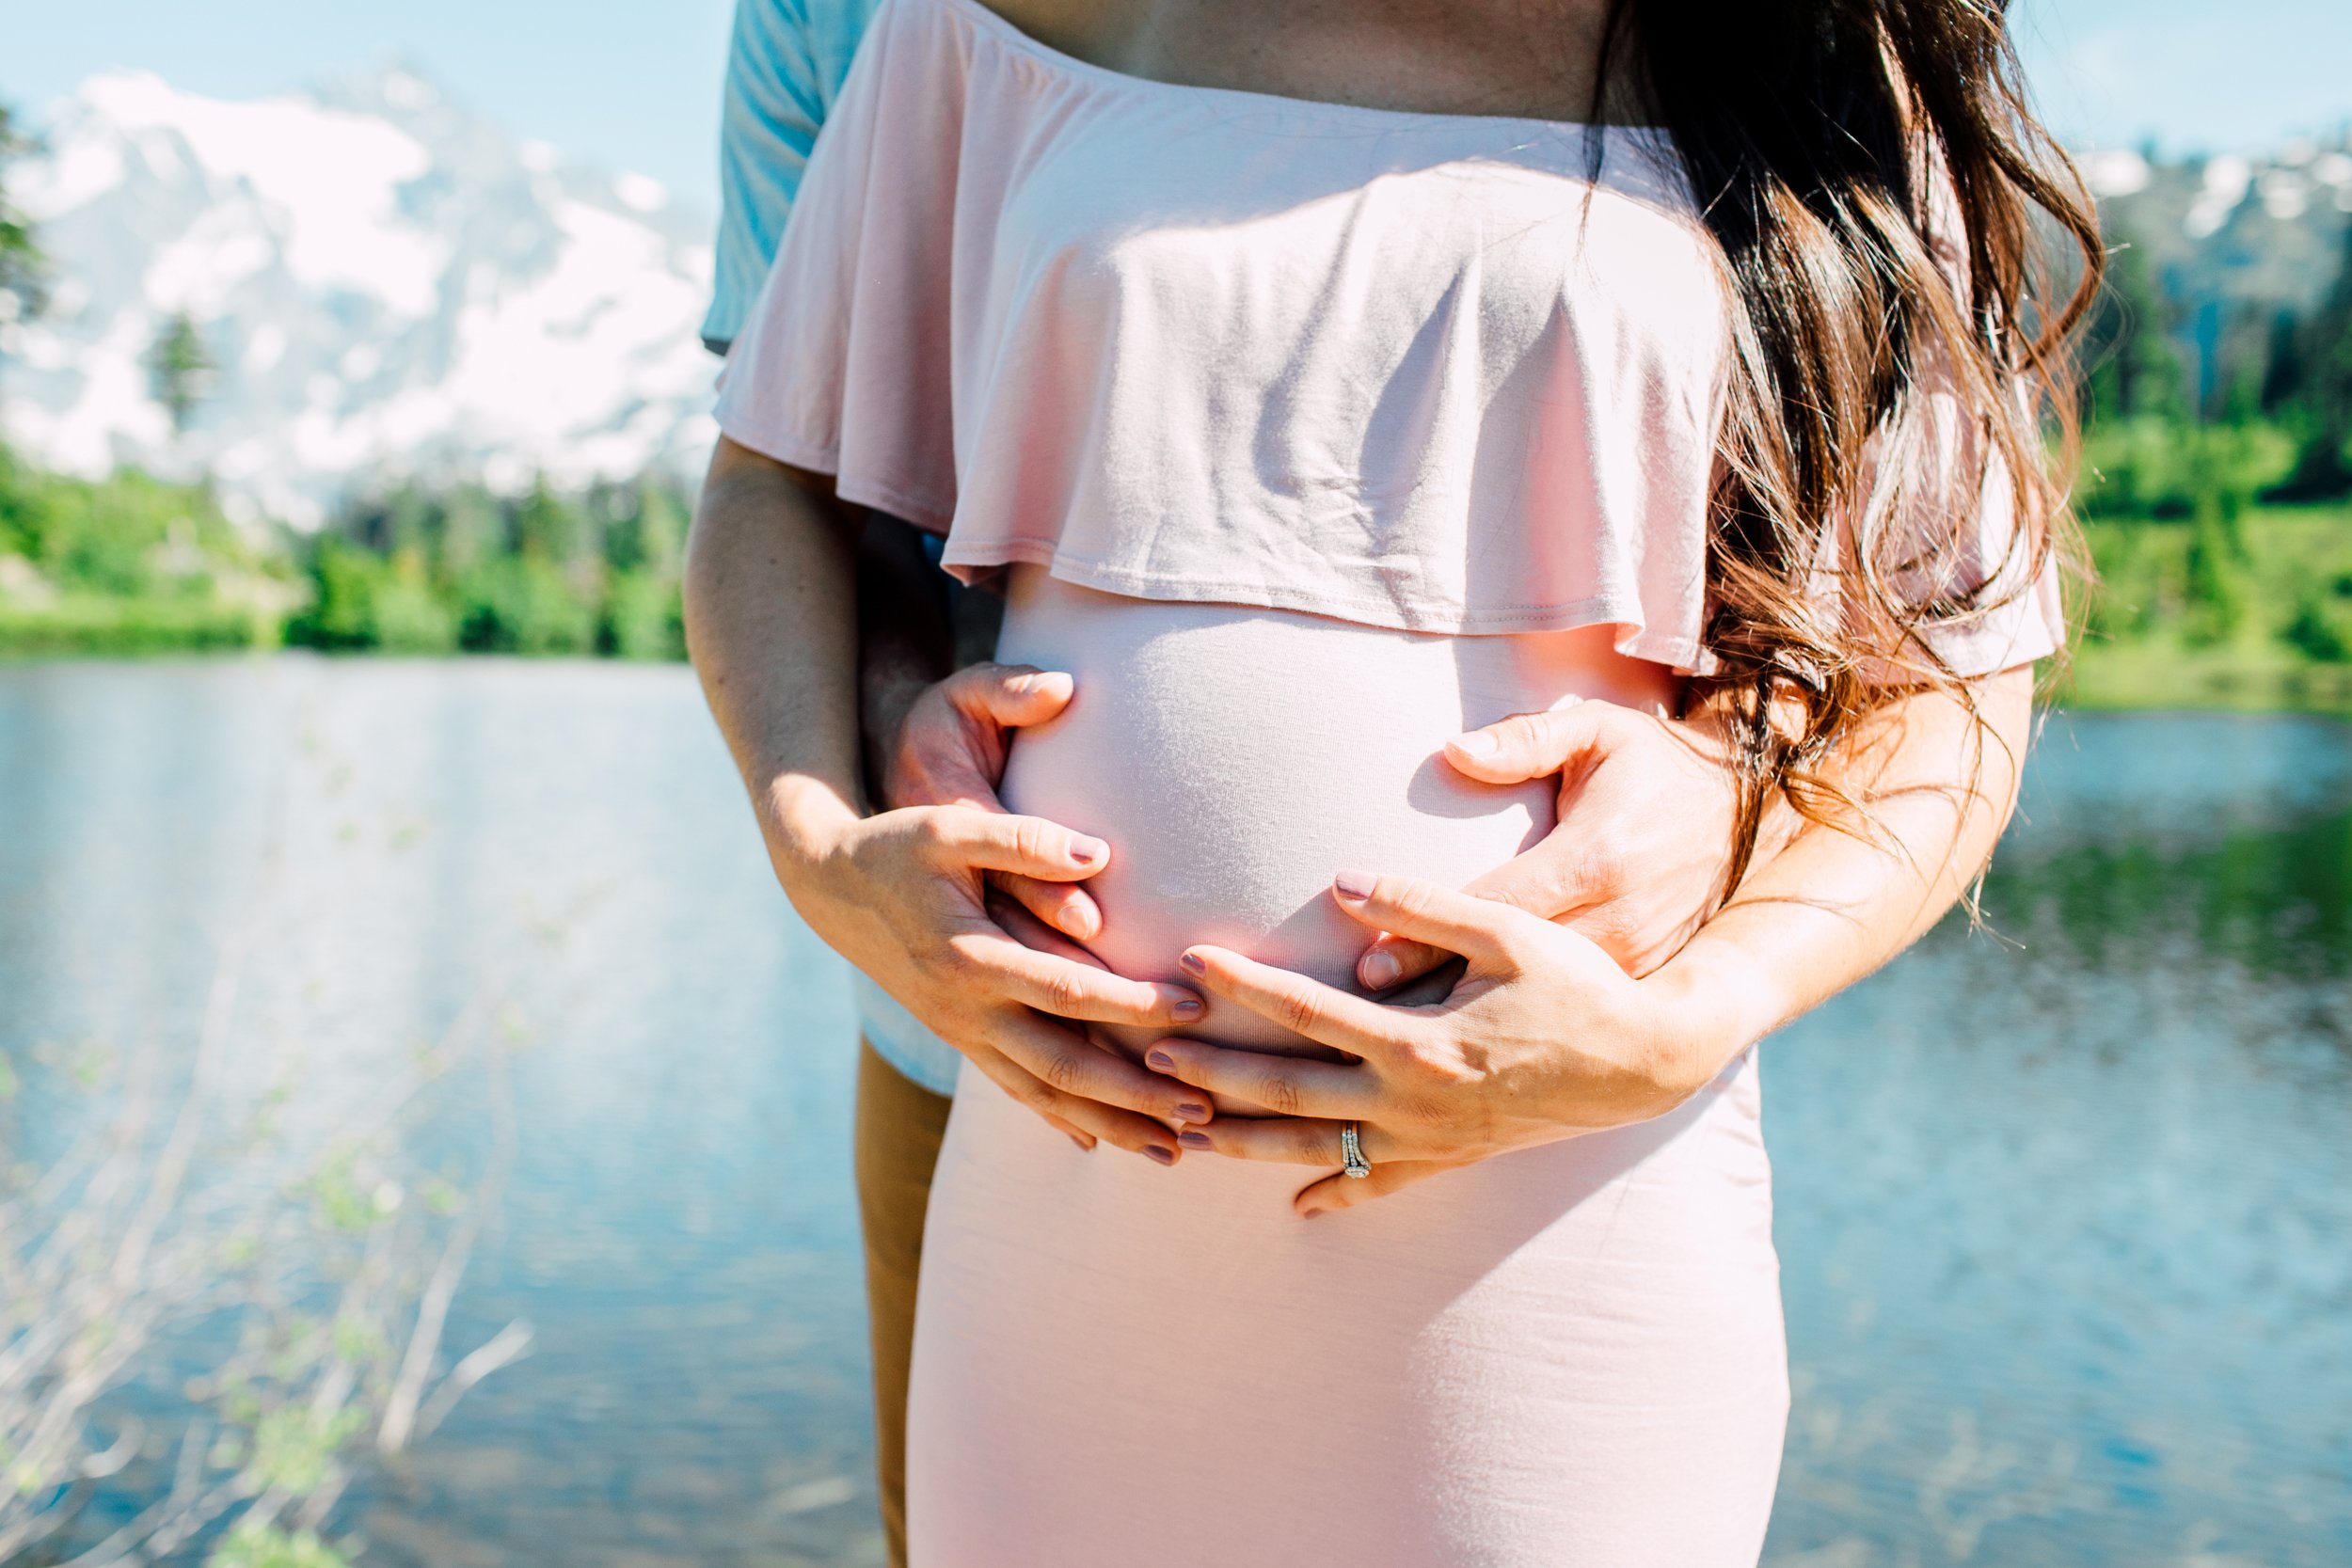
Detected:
[{"left": 1340, "top": 1121, "right": 1372, "bottom": 1180}]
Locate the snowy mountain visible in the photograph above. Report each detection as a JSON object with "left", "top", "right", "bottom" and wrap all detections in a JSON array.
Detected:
[
  {"left": 1, "top": 66, "right": 722, "bottom": 525},
  {"left": 2083, "top": 136, "right": 2352, "bottom": 311}
]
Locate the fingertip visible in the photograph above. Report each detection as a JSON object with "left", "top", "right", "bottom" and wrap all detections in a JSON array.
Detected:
[
  {"left": 1332, "top": 869, "right": 1376, "bottom": 902},
  {"left": 1067, "top": 834, "right": 1110, "bottom": 869},
  {"left": 1009, "top": 669, "right": 1074, "bottom": 703},
  {"left": 1358, "top": 947, "right": 1402, "bottom": 990}
]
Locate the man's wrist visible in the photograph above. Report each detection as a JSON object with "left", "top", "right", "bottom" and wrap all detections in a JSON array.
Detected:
[{"left": 760, "top": 771, "right": 864, "bottom": 890}]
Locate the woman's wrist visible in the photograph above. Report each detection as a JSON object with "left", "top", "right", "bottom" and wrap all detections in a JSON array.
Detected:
[{"left": 1645, "top": 936, "right": 1787, "bottom": 1089}]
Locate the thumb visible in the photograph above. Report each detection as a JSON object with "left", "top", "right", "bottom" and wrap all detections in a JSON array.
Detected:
[
  {"left": 1442, "top": 697, "right": 1617, "bottom": 785},
  {"left": 944, "top": 662, "right": 1075, "bottom": 730}
]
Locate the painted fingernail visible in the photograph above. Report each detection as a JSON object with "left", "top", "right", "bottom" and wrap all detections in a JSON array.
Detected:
[
  {"left": 1171, "top": 998, "right": 1205, "bottom": 1022},
  {"left": 1178, "top": 950, "right": 1206, "bottom": 977},
  {"left": 1069, "top": 836, "right": 1107, "bottom": 866},
  {"left": 1448, "top": 731, "right": 1499, "bottom": 759},
  {"left": 1143, "top": 1145, "right": 1175, "bottom": 1165},
  {"left": 1333, "top": 870, "right": 1375, "bottom": 900},
  {"left": 1146, "top": 1049, "right": 1177, "bottom": 1072},
  {"left": 1360, "top": 949, "right": 1401, "bottom": 989},
  {"left": 1173, "top": 1102, "right": 1210, "bottom": 1122},
  {"left": 1178, "top": 1130, "right": 1213, "bottom": 1149}
]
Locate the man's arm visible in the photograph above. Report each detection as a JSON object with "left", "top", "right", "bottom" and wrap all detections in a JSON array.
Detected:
[{"left": 684, "top": 437, "right": 1211, "bottom": 1161}]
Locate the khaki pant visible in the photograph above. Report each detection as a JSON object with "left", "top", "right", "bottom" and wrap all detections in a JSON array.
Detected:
[{"left": 853, "top": 1040, "right": 954, "bottom": 1568}]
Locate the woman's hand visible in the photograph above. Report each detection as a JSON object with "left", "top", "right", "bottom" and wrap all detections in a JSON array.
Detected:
[
  {"left": 1152, "top": 670, "right": 2033, "bottom": 1215},
  {"left": 1147, "top": 870, "right": 1755, "bottom": 1216},
  {"left": 1356, "top": 696, "right": 1756, "bottom": 990}
]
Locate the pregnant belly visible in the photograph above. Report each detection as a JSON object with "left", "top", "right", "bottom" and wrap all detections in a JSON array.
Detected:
[{"left": 993, "top": 568, "right": 1682, "bottom": 1064}]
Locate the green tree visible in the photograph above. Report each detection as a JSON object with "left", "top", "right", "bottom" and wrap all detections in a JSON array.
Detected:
[
  {"left": 2270, "top": 224, "right": 2352, "bottom": 500},
  {"left": 2180, "top": 508, "right": 2246, "bottom": 647},
  {"left": 148, "top": 309, "right": 215, "bottom": 437},
  {"left": 2084, "top": 231, "right": 2185, "bottom": 424},
  {"left": 2260, "top": 307, "right": 2305, "bottom": 418}
]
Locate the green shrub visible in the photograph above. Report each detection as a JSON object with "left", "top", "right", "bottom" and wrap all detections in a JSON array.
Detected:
[
  {"left": 2181, "top": 513, "right": 2246, "bottom": 647},
  {"left": 0, "top": 594, "right": 270, "bottom": 655},
  {"left": 284, "top": 538, "right": 382, "bottom": 650},
  {"left": 2282, "top": 591, "right": 2352, "bottom": 663},
  {"left": 0, "top": 446, "right": 694, "bottom": 662},
  {"left": 602, "top": 566, "right": 684, "bottom": 660},
  {"left": 457, "top": 556, "right": 598, "bottom": 655}
]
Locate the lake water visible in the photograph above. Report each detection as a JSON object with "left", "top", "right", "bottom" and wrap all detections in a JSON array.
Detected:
[{"left": 1, "top": 659, "right": 2346, "bottom": 1567}]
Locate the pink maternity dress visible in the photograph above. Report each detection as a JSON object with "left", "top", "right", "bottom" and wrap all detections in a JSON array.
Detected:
[{"left": 715, "top": 1, "right": 2064, "bottom": 1561}]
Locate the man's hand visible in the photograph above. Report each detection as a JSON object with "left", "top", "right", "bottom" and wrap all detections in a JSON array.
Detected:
[
  {"left": 876, "top": 661, "right": 1109, "bottom": 944},
  {"left": 780, "top": 789, "right": 1213, "bottom": 1164},
  {"left": 839, "top": 656, "right": 1216, "bottom": 1161},
  {"left": 1356, "top": 696, "right": 1754, "bottom": 991},
  {"left": 687, "top": 441, "right": 1207, "bottom": 1165}
]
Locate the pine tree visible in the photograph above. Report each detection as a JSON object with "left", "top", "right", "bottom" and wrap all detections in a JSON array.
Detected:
[
  {"left": 2084, "top": 230, "right": 2186, "bottom": 423},
  {"left": 2260, "top": 308, "right": 2305, "bottom": 418},
  {"left": 2271, "top": 223, "right": 2352, "bottom": 500},
  {"left": 147, "top": 310, "right": 215, "bottom": 437},
  {"left": 0, "top": 103, "right": 43, "bottom": 336}
]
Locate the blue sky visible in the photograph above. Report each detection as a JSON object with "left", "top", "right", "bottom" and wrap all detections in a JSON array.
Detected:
[{"left": 7, "top": 0, "right": 2350, "bottom": 219}]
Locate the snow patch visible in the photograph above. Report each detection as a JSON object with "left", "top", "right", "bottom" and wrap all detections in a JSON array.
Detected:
[
  {"left": 18, "top": 137, "right": 125, "bottom": 217},
  {"left": 613, "top": 172, "right": 669, "bottom": 213},
  {"left": 2184, "top": 155, "right": 2252, "bottom": 239},
  {"left": 79, "top": 71, "right": 446, "bottom": 315},
  {"left": 2080, "top": 149, "right": 2150, "bottom": 198}
]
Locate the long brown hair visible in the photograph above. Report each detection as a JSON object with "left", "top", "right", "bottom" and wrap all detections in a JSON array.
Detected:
[{"left": 1597, "top": 0, "right": 2104, "bottom": 885}]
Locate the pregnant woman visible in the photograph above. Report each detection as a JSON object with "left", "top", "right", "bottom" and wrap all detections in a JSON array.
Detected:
[{"left": 688, "top": 0, "right": 2098, "bottom": 1560}]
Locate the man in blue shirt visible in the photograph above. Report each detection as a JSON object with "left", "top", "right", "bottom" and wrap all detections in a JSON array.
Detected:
[{"left": 705, "top": 6, "right": 973, "bottom": 1561}]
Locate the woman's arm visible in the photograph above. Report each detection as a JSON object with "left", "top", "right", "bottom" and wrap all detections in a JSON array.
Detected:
[
  {"left": 684, "top": 436, "right": 1212, "bottom": 1161},
  {"left": 1676, "top": 669, "right": 2032, "bottom": 1045},
  {"left": 1146, "top": 667, "right": 2035, "bottom": 1212}
]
